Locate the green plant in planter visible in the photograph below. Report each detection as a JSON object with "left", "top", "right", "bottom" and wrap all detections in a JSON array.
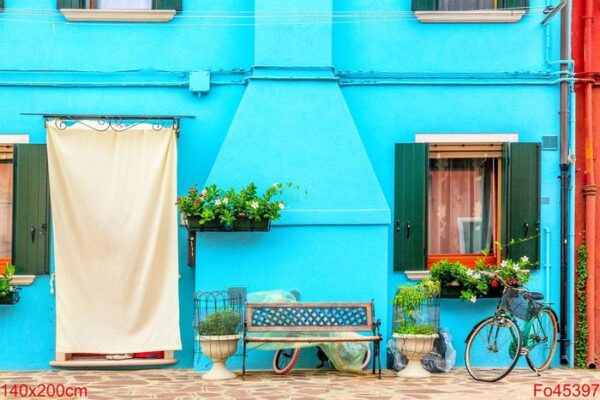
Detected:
[
  {"left": 196, "top": 310, "right": 241, "bottom": 336},
  {"left": 430, "top": 256, "right": 532, "bottom": 302},
  {"left": 177, "top": 182, "right": 300, "bottom": 228},
  {"left": 0, "top": 264, "right": 15, "bottom": 297},
  {"left": 393, "top": 278, "right": 440, "bottom": 335}
]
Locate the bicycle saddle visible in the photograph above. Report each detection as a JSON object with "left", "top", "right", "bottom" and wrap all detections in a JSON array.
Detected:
[{"left": 524, "top": 292, "right": 544, "bottom": 301}]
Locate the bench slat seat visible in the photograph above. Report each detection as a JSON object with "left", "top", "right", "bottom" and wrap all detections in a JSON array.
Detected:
[{"left": 246, "top": 335, "right": 381, "bottom": 343}]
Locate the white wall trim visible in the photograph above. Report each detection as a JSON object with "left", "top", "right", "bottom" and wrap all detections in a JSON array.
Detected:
[
  {"left": 415, "top": 133, "right": 518, "bottom": 143},
  {"left": 0, "top": 134, "right": 29, "bottom": 144},
  {"left": 415, "top": 10, "right": 526, "bottom": 24}
]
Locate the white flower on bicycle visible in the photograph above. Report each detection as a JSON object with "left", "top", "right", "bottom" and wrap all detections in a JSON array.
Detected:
[
  {"left": 470, "top": 296, "right": 477, "bottom": 303},
  {"left": 278, "top": 203, "right": 285, "bottom": 210},
  {"left": 473, "top": 272, "right": 481, "bottom": 280},
  {"left": 501, "top": 260, "right": 508, "bottom": 268},
  {"left": 513, "top": 265, "right": 521, "bottom": 271},
  {"left": 520, "top": 256, "right": 529, "bottom": 263},
  {"left": 250, "top": 201, "right": 259, "bottom": 209},
  {"left": 215, "top": 199, "right": 222, "bottom": 206},
  {"left": 465, "top": 269, "right": 473, "bottom": 277}
]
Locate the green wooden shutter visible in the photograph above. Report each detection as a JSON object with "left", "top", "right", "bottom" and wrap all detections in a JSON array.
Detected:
[
  {"left": 505, "top": 142, "right": 541, "bottom": 267},
  {"left": 12, "top": 144, "right": 50, "bottom": 275},
  {"left": 412, "top": 0, "right": 437, "bottom": 11},
  {"left": 500, "top": 0, "right": 528, "bottom": 9},
  {"left": 394, "top": 143, "right": 429, "bottom": 271},
  {"left": 57, "top": 0, "right": 85, "bottom": 9},
  {"left": 153, "top": 0, "right": 182, "bottom": 11}
]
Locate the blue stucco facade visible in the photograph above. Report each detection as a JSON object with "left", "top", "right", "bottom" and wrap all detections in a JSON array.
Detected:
[{"left": 0, "top": 0, "right": 574, "bottom": 371}]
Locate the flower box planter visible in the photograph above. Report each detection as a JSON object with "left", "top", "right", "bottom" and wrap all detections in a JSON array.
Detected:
[
  {"left": 232, "top": 217, "right": 271, "bottom": 232},
  {"left": 0, "top": 288, "right": 21, "bottom": 305},
  {"left": 185, "top": 217, "right": 227, "bottom": 232}
]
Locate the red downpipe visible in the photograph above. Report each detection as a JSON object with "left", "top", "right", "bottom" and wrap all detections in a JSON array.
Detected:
[{"left": 583, "top": 0, "right": 597, "bottom": 368}]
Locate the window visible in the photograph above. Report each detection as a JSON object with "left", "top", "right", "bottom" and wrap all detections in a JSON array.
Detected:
[
  {"left": 57, "top": 0, "right": 181, "bottom": 11},
  {"left": 412, "top": 0, "right": 529, "bottom": 11},
  {"left": 394, "top": 142, "right": 540, "bottom": 271},
  {"left": 94, "top": 0, "right": 153, "bottom": 9}
]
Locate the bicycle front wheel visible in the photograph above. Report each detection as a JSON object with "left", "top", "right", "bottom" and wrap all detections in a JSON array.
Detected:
[
  {"left": 525, "top": 308, "right": 558, "bottom": 372},
  {"left": 465, "top": 316, "right": 522, "bottom": 382}
]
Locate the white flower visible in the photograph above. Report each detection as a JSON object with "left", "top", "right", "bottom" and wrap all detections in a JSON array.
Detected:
[
  {"left": 278, "top": 203, "right": 285, "bottom": 210},
  {"left": 215, "top": 199, "right": 222, "bottom": 206},
  {"left": 514, "top": 265, "right": 521, "bottom": 271},
  {"left": 202, "top": 189, "right": 207, "bottom": 195},
  {"left": 501, "top": 260, "right": 508, "bottom": 268},
  {"left": 470, "top": 296, "right": 477, "bottom": 303},
  {"left": 520, "top": 256, "right": 529, "bottom": 263},
  {"left": 465, "top": 269, "right": 474, "bottom": 277},
  {"left": 250, "top": 201, "right": 259, "bottom": 209},
  {"left": 473, "top": 272, "right": 481, "bottom": 280},
  {"left": 222, "top": 197, "right": 229, "bottom": 205}
]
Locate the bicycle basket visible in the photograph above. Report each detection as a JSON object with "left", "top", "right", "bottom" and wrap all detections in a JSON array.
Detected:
[{"left": 500, "top": 287, "right": 542, "bottom": 321}]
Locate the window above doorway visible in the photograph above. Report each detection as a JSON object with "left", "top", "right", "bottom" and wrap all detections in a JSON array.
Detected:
[
  {"left": 413, "top": 0, "right": 528, "bottom": 23},
  {"left": 58, "top": 0, "right": 181, "bottom": 22}
]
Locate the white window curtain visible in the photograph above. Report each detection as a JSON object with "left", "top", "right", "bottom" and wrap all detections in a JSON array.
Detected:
[
  {"left": 97, "top": 0, "right": 152, "bottom": 9},
  {"left": 47, "top": 121, "right": 181, "bottom": 354}
]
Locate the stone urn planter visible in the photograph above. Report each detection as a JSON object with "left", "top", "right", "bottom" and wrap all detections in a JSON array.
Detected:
[
  {"left": 198, "top": 334, "right": 241, "bottom": 380},
  {"left": 394, "top": 333, "right": 438, "bottom": 377}
]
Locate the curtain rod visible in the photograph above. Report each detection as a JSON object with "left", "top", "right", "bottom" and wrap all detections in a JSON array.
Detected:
[
  {"left": 21, "top": 114, "right": 194, "bottom": 134},
  {"left": 21, "top": 113, "right": 195, "bottom": 119}
]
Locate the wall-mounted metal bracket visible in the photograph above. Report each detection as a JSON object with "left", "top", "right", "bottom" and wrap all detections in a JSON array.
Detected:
[
  {"left": 541, "top": 1, "right": 566, "bottom": 25},
  {"left": 187, "top": 230, "right": 196, "bottom": 267}
]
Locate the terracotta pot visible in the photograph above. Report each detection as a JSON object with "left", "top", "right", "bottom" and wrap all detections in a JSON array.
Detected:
[
  {"left": 393, "top": 333, "right": 438, "bottom": 378},
  {"left": 198, "top": 334, "right": 241, "bottom": 380}
]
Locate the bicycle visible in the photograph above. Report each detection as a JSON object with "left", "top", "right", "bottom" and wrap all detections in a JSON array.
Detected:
[
  {"left": 464, "top": 271, "right": 559, "bottom": 382},
  {"left": 273, "top": 344, "right": 371, "bottom": 375}
]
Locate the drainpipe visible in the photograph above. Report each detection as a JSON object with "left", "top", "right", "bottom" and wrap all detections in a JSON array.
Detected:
[
  {"left": 559, "top": 0, "right": 572, "bottom": 365},
  {"left": 582, "top": 0, "right": 597, "bottom": 368}
]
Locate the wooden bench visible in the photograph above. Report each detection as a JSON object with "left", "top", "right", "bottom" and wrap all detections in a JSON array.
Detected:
[{"left": 242, "top": 301, "right": 382, "bottom": 378}]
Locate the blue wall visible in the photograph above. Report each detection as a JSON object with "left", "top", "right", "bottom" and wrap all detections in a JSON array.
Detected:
[{"left": 0, "top": 0, "right": 573, "bottom": 371}]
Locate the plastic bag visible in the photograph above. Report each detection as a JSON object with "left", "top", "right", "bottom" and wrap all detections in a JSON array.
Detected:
[
  {"left": 421, "top": 329, "right": 456, "bottom": 373},
  {"left": 246, "top": 290, "right": 370, "bottom": 373},
  {"left": 387, "top": 328, "right": 456, "bottom": 373}
]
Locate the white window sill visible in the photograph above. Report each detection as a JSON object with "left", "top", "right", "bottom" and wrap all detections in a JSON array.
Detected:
[
  {"left": 415, "top": 10, "right": 526, "bottom": 23},
  {"left": 12, "top": 275, "right": 36, "bottom": 286},
  {"left": 60, "top": 9, "right": 176, "bottom": 22},
  {"left": 405, "top": 270, "right": 431, "bottom": 281}
]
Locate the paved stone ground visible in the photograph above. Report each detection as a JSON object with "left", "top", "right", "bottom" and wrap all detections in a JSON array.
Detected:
[{"left": 1, "top": 368, "right": 599, "bottom": 400}]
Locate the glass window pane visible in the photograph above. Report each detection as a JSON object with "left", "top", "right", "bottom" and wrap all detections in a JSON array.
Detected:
[
  {"left": 96, "top": 0, "right": 152, "bottom": 9},
  {"left": 0, "top": 161, "right": 13, "bottom": 259},
  {"left": 428, "top": 158, "right": 494, "bottom": 255}
]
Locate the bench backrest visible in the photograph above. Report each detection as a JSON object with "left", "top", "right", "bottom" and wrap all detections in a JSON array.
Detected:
[{"left": 245, "top": 302, "right": 374, "bottom": 332}]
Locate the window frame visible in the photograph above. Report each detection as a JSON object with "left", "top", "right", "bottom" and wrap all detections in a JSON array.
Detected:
[{"left": 393, "top": 137, "right": 541, "bottom": 273}]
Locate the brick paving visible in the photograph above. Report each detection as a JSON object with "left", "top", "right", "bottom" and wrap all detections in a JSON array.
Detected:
[{"left": 1, "top": 368, "right": 599, "bottom": 400}]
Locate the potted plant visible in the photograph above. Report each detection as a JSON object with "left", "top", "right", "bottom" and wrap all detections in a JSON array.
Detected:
[
  {"left": 393, "top": 278, "right": 440, "bottom": 377},
  {"left": 0, "top": 264, "right": 20, "bottom": 305},
  {"left": 232, "top": 182, "right": 286, "bottom": 231},
  {"left": 430, "top": 256, "right": 531, "bottom": 302},
  {"left": 196, "top": 309, "right": 242, "bottom": 380},
  {"left": 177, "top": 182, "right": 294, "bottom": 232}
]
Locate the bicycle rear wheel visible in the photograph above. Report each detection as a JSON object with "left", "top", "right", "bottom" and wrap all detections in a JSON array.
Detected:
[
  {"left": 525, "top": 308, "right": 558, "bottom": 372},
  {"left": 273, "top": 346, "right": 301, "bottom": 375},
  {"left": 465, "top": 316, "right": 522, "bottom": 382}
]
